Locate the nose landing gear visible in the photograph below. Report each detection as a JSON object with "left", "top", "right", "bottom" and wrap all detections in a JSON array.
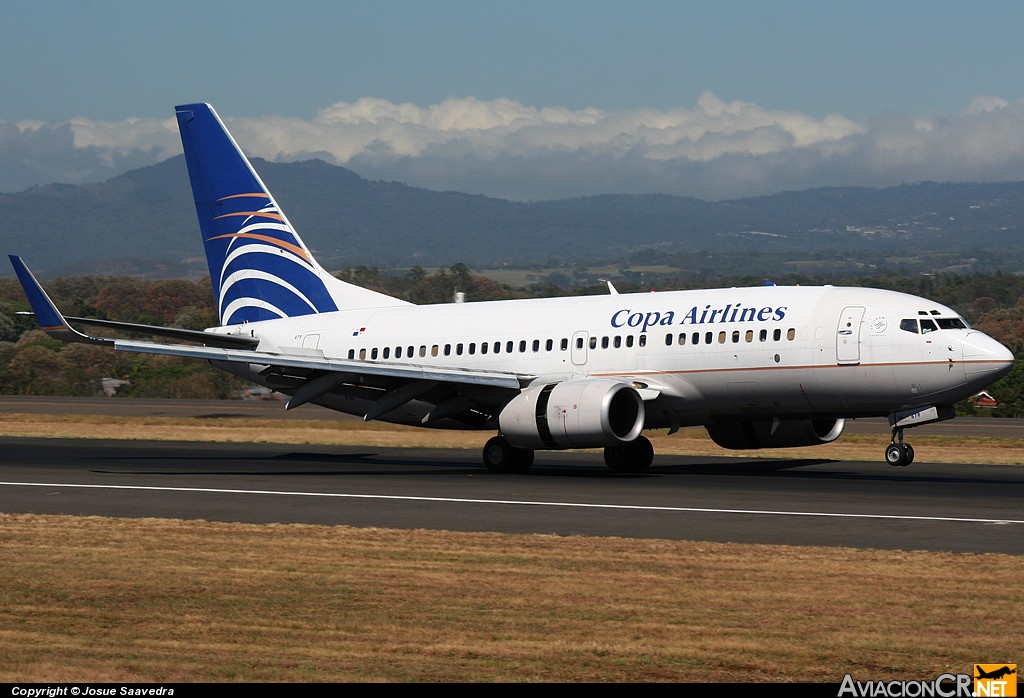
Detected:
[
  {"left": 885, "top": 428, "right": 915, "bottom": 467},
  {"left": 884, "top": 405, "right": 954, "bottom": 467}
]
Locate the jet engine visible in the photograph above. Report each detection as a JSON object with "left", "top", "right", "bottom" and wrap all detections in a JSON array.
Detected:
[
  {"left": 706, "top": 418, "right": 846, "bottom": 450},
  {"left": 499, "top": 379, "right": 645, "bottom": 450}
]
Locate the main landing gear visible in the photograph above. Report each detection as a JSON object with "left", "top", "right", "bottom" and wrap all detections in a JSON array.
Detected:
[
  {"left": 482, "top": 435, "right": 655, "bottom": 474},
  {"left": 885, "top": 428, "right": 915, "bottom": 467},
  {"left": 482, "top": 436, "right": 534, "bottom": 473},
  {"left": 603, "top": 435, "right": 655, "bottom": 473}
]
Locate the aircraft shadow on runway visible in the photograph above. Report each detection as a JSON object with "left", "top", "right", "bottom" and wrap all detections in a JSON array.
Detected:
[
  {"left": 88, "top": 450, "right": 833, "bottom": 479},
  {"left": 86, "top": 449, "right": 1024, "bottom": 488}
]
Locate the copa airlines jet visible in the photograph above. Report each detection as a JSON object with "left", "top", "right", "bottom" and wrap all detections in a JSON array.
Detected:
[{"left": 8, "top": 104, "right": 1015, "bottom": 472}]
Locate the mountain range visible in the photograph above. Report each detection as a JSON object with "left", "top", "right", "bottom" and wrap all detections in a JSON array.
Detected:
[{"left": 2, "top": 156, "right": 1023, "bottom": 277}]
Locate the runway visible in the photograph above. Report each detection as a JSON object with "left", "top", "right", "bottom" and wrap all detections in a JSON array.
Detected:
[{"left": 2, "top": 436, "right": 1021, "bottom": 554}]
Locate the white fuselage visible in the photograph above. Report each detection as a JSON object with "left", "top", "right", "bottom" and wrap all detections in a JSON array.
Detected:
[{"left": 213, "top": 284, "right": 1013, "bottom": 429}]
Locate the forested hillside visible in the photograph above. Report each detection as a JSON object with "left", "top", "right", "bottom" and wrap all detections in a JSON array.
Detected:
[{"left": 2, "top": 266, "right": 1021, "bottom": 415}]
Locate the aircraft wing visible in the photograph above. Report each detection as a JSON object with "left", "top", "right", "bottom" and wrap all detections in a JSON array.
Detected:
[
  {"left": 9, "top": 255, "right": 527, "bottom": 419},
  {"left": 10, "top": 255, "right": 259, "bottom": 349}
]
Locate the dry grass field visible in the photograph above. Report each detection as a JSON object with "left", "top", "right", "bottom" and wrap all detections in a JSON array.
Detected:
[
  {"left": 1, "top": 411, "right": 1022, "bottom": 682},
  {"left": 2, "top": 514, "right": 1022, "bottom": 683}
]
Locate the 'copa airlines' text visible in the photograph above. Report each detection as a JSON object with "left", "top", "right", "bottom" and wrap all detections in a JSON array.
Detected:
[{"left": 610, "top": 304, "right": 789, "bottom": 332}]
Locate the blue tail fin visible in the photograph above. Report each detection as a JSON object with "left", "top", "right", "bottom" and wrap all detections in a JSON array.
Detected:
[{"left": 175, "top": 103, "right": 407, "bottom": 325}]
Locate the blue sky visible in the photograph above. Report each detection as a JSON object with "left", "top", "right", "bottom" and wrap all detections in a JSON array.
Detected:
[{"left": 2, "top": 0, "right": 1023, "bottom": 199}]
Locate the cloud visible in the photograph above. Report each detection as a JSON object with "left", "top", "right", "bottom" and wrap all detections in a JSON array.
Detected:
[{"left": 1, "top": 93, "right": 1023, "bottom": 200}]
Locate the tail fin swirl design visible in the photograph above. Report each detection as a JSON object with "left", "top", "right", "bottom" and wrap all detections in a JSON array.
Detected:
[{"left": 175, "top": 103, "right": 406, "bottom": 325}]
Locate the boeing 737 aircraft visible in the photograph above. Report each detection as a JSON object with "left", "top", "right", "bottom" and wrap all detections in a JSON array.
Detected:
[{"left": 8, "top": 103, "right": 1016, "bottom": 472}]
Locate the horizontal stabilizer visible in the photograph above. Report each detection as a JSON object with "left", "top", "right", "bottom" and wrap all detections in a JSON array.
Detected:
[{"left": 61, "top": 316, "right": 259, "bottom": 349}]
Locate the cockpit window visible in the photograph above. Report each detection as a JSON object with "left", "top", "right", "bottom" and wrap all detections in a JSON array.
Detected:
[
  {"left": 900, "top": 319, "right": 919, "bottom": 334},
  {"left": 920, "top": 319, "right": 938, "bottom": 334},
  {"left": 936, "top": 318, "right": 968, "bottom": 330}
]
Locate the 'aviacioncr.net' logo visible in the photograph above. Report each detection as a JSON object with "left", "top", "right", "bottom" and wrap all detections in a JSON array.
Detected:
[{"left": 974, "top": 664, "right": 1017, "bottom": 697}]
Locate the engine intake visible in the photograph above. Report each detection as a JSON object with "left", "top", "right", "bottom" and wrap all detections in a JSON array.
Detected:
[
  {"left": 499, "top": 379, "right": 645, "bottom": 450},
  {"left": 706, "top": 418, "right": 846, "bottom": 450}
]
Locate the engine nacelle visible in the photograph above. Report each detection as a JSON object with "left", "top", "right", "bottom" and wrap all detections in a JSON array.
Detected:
[
  {"left": 499, "top": 379, "right": 645, "bottom": 450},
  {"left": 706, "top": 418, "right": 846, "bottom": 450}
]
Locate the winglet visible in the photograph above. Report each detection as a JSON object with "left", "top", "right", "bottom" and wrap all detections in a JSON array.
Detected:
[{"left": 8, "top": 255, "right": 110, "bottom": 345}]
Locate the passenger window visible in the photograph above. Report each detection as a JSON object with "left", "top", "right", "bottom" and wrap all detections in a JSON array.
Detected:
[
  {"left": 590, "top": 337, "right": 597, "bottom": 350},
  {"left": 494, "top": 341, "right": 502, "bottom": 353},
  {"left": 692, "top": 332, "right": 700, "bottom": 345},
  {"left": 665, "top": 333, "right": 673, "bottom": 346},
  {"left": 481, "top": 342, "right": 488, "bottom": 355},
  {"left": 519, "top": 340, "right": 527, "bottom": 352},
  {"left": 678, "top": 333, "right": 686, "bottom": 346},
  {"left": 626, "top": 335, "right": 634, "bottom": 347},
  {"left": 638, "top": 334, "right": 647, "bottom": 347},
  {"left": 348, "top": 349, "right": 355, "bottom": 360},
  {"left": 576, "top": 337, "right": 584, "bottom": 349},
  {"left": 444, "top": 344, "right": 451, "bottom": 356},
  {"left": 468, "top": 343, "right": 475, "bottom": 355},
  {"left": 759, "top": 329, "right": 767, "bottom": 342},
  {"left": 731, "top": 330, "right": 740, "bottom": 343},
  {"left": 371, "top": 348, "right": 378, "bottom": 359},
  {"left": 718, "top": 331, "right": 726, "bottom": 344},
  {"left": 457, "top": 343, "right": 464, "bottom": 355},
  {"left": 705, "top": 332, "right": 713, "bottom": 344},
  {"left": 745, "top": 330, "right": 753, "bottom": 343},
  {"left": 359, "top": 348, "right": 367, "bottom": 360},
  {"left": 787, "top": 328, "right": 796, "bottom": 341},
  {"left": 419, "top": 345, "right": 426, "bottom": 358},
  {"left": 507, "top": 341, "right": 514, "bottom": 353},
  {"left": 396, "top": 346, "right": 403, "bottom": 359},
  {"left": 560, "top": 338, "right": 568, "bottom": 351},
  {"left": 773, "top": 329, "right": 781, "bottom": 341},
  {"left": 546, "top": 339, "right": 553, "bottom": 351},
  {"left": 383, "top": 347, "right": 390, "bottom": 359},
  {"left": 601, "top": 336, "right": 609, "bottom": 349},
  {"left": 532, "top": 339, "right": 540, "bottom": 352},
  {"left": 614, "top": 336, "right": 621, "bottom": 349}
]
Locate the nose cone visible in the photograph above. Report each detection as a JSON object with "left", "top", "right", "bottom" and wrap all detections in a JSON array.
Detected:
[{"left": 962, "top": 331, "right": 1015, "bottom": 383}]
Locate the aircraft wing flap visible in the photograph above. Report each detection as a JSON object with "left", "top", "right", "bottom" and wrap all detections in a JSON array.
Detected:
[{"left": 113, "top": 339, "right": 527, "bottom": 390}]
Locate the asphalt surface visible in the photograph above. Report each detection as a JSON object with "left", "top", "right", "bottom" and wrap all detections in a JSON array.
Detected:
[{"left": 1, "top": 433, "right": 1022, "bottom": 554}]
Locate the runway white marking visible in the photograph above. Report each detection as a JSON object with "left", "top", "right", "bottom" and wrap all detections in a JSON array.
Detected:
[{"left": 1, "top": 481, "right": 1021, "bottom": 525}]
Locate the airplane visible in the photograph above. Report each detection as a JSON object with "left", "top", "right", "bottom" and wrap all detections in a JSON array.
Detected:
[
  {"left": 7, "top": 103, "right": 1016, "bottom": 473},
  {"left": 975, "top": 666, "right": 1016, "bottom": 681}
]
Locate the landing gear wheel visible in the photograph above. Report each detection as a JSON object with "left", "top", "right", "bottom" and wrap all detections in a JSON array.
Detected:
[
  {"left": 885, "top": 425, "right": 915, "bottom": 467},
  {"left": 482, "top": 436, "right": 534, "bottom": 473},
  {"left": 885, "top": 442, "right": 913, "bottom": 467},
  {"left": 885, "top": 443, "right": 905, "bottom": 466},
  {"left": 604, "top": 435, "right": 655, "bottom": 473}
]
